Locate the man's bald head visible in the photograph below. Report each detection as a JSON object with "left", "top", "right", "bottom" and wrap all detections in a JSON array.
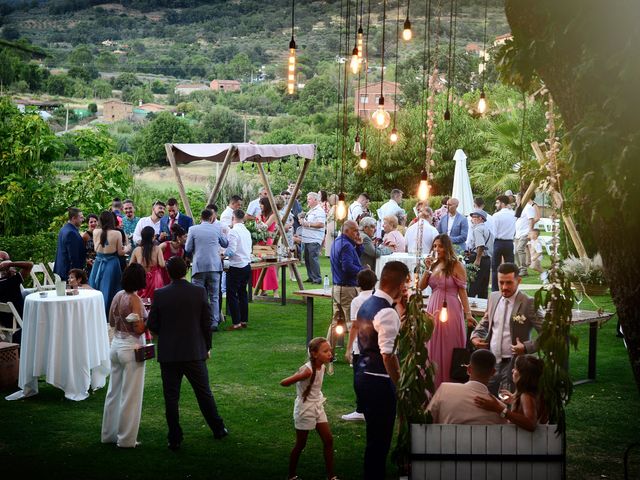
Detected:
[
  {"left": 446, "top": 197, "right": 459, "bottom": 215},
  {"left": 0, "top": 251, "right": 9, "bottom": 261}
]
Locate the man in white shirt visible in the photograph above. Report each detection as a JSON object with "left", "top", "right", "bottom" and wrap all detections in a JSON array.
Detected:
[
  {"left": 514, "top": 197, "right": 540, "bottom": 276},
  {"left": 245, "top": 188, "right": 267, "bottom": 221},
  {"left": 354, "top": 261, "right": 409, "bottom": 480},
  {"left": 491, "top": 195, "right": 516, "bottom": 292},
  {"left": 427, "top": 349, "right": 507, "bottom": 425},
  {"left": 220, "top": 195, "right": 243, "bottom": 229},
  {"left": 377, "top": 188, "right": 404, "bottom": 221},
  {"left": 132, "top": 200, "right": 166, "bottom": 245},
  {"left": 348, "top": 193, "right": 371, "bottom": 222},
  {"left": 404, "top": 205, "right": 439, "bottom": 254},
  {"left": 225, "top": 209, "right": 253, "bottom": 330},
  {"left": 342, "top": 269, "right": 378, "bottom": 422},
  {"left": 300, "top": 192, "right": 326, "bottom": 284},
  {"left": 470, "top": 263, "right": 542, "bottom": 395}
]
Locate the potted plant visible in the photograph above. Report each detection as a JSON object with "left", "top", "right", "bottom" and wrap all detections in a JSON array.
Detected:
[{"left": 561, "top": 254, "right": 609, "bottom": 295}]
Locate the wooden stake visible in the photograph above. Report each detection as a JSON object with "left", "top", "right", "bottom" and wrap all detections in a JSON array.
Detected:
[
  {"left": 530, "top": 141, "right": 588, "bottom": 259},
  {"left": 165, "top": 143, "right": 193, "bottom": 219},
  {"left": 207, "top": 145, "right": 236, "bottom": 206}
]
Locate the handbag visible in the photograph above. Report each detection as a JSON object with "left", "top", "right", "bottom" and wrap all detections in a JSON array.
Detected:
[
  {"left": 134, "top": 330, "right": 155, "bottom": 362},
  {"left": 450, "top": 334, "right": 475, "bottom": 383}
]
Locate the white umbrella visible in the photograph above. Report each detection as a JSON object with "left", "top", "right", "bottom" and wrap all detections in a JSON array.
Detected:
[{"left": 451, "top": 149, "right": 474, "bottom": 215}]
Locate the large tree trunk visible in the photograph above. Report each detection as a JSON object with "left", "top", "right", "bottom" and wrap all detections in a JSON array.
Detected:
[{"left": 504, "top": 0, "right": 640, "bottom": 393}]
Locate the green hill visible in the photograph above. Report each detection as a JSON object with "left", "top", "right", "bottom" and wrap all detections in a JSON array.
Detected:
[{"left": 1, "top": 0, "right": 509, "bottom": 82}]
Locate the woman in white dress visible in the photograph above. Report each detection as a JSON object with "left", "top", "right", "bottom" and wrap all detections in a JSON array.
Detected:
[{"left": 101, "top": 263, "right": 147, "bottom": 448}]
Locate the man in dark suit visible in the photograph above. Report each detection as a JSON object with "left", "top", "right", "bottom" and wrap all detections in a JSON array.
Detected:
[
  {"left": 147, "top": 257, "right": 228, "bottom": 451},
  {"left": 160, "top": 197, "right": 194, "bottom": 238},
  {"left": 470, "top": 262, "right": 542, "bottom": 395},
  {"left": 436, "top": 197, "right": 468, "bottom": 253},
  {"left": 53, "top": 207, "right": 86, "bottom": 280}
]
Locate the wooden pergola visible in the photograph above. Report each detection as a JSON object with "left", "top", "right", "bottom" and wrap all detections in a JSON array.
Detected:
[{"left": 164, "top": 142, "right": 316, "bottom": 291}]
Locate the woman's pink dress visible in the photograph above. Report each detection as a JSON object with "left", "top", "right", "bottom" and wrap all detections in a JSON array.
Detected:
[
  {"left": 252, "top": 217, "right": 279, "bottom": 291},
  {"left": 161, "top": 243, "right": 184, "bottom": 286},
  {"left": 138, "top": 265, "right": 165, "bottom": 302},
  {"left": 426, "top": 273, "right": 467, "bottom": 389}
]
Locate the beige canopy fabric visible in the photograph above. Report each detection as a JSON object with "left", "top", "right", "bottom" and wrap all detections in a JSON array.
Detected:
[{"left": 169, "top": 143, "right": 316, "bottom": 164}]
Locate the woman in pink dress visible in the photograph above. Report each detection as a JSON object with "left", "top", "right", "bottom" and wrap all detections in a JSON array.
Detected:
[
  {"left": 159, "top": 224, "right": 187, "bottom": 286},
  {"left": 382, "top": 215, "right": 406, "bottom": 253},
  {"left": 252, "top": 197, "right": 279, "bottom": 296},
  {"left": 129, "top": 226, "right": 165, "bottom": 302},
  {"left": 419, "top": 234, "right": 474, "bottom": 389}
]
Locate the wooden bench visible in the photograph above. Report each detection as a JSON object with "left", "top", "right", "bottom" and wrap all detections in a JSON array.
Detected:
[{"left": 411, "top": 424, "right": 564, "bottom": 480}]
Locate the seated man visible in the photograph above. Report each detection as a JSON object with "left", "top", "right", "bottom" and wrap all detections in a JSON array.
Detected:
[
  {"left": 427, "top": 349, "right": 507, "bottom": 425},
  {"left": 0, "top": 251, "right": 34, "bottom": 343}
]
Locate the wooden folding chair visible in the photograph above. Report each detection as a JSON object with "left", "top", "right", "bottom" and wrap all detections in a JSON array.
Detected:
[
  {"left": 31, "top": 263, "right": 54, "bottom": 289},
  {"left": 0, "top": 301, "right": 23, "bottom": 342}
]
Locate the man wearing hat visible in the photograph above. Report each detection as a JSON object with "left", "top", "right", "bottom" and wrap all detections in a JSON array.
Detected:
[{"left": 467, "top": 209, "right": 493, "bottom": 299}]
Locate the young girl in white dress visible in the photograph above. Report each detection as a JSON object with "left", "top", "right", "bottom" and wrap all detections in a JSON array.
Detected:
[{"left": 280, "top": 337, "right": 339, "bottom": 480}]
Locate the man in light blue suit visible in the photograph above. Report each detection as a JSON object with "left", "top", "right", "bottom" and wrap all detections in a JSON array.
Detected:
[
  {"left": 436, "top": 197, "right": 468, "bottom": 253},
  {"left": 185, "top": 209, "right": 228, "bottom": 332}
]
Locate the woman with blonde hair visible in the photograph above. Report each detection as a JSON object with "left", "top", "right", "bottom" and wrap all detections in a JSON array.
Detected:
[{"left": 381, "top": 215, "right": 406, "bottom": 253}]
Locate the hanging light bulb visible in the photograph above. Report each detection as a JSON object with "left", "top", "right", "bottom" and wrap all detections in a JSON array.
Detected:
[
  {"left": 477, "top": 91, "right": 487, "bottom": 114},
  {"left": 439, "top": 300, "right": 449, "bottom": 323},
  {"left": 389, "top": 127, "right": 398, "bottom": 144},
  {"left": 372, "top": 97, "right": 391, "bottom": 130},
  {"left": 359, "top": 150, "right": 368, "bottom": 169},
  {"left": 350, "top": 46, "right": 360, "bottom": 74},
  {"left": 402, "top": 17, "right": 412, "bottom": 41},
  {"left": 417, "top": 170, "right": 429, "bottom": 201},
  {"left": 357, "top": 26, "right": 364, "bottom": 62},
  {"left": 444, "top": 108, "right": 451, "bottom": 121},
  {"left": 335, "top": 192, "right": 348, "bottom": 220},
  {"left": 335, "top": 323, "right": 345, "bottom": 335},
  {"left": 287, "top": 37, "right": 296, "bottom": 95},
  {"left": 353, "top": 134, "right": 362, "bottom": 156}
]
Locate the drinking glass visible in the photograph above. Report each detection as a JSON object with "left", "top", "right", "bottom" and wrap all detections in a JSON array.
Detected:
[{"left": 575, "top": 290, "right": 583, "bottom": 314}]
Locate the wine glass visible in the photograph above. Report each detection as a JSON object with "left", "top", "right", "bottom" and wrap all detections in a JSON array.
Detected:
[{"left": 575, "top": 290, "right": 584, "bottom": 314}]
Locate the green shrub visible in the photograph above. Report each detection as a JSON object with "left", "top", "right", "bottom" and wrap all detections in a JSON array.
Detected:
[{"left": 0, "top": 232, "right": 58, "bottom": 264}]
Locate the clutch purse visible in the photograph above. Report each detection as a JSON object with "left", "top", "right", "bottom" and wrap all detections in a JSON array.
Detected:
[{"left": 135, "top": 343, "right": 155, "bottom": 362}]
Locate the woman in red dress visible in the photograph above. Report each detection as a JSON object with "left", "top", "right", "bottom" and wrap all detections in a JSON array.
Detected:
[
  {"left": 252, "top": 197, "right": 279, "bottom": 296},
  {"left": 129, "top": 226, "right": 165, "bottom": 301},
  {"left": 160, "top": 224, "right": 187, "bottom": 286}
]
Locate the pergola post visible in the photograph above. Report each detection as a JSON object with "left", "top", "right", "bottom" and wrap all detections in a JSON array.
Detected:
[
  {"left": 531, "top": 141, "right": 588, "bottom": 259},
  {"left": 207, "top": 145, "right": 236, "bottom": 206},
  {"left": 255, "top": 161, "right": 304, "bottom": 293},
  {"left": 165, "top": 143, "right": 193, "bottom": 219}
]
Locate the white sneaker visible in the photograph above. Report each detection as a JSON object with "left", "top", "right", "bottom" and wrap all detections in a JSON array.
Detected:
[{"left": 341, "top": 411, "right": 365, "bottom": 421}]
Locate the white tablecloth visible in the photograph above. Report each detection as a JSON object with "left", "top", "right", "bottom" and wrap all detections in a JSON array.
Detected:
[
  {"left": 375, "top": 252, "right": 427, "bottom": 280},
  {"left": 6, "top": 289, "right": 110, "bottom": 401}
]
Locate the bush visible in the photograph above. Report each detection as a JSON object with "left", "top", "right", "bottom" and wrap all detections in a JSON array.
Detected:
[{"left": 0, "top": 232, "right": 58, "bottom": 264}]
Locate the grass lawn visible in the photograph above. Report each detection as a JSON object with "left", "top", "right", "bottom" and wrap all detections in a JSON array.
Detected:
[{"left": 1, "top": 257, "right": 638, "bottom": 479}]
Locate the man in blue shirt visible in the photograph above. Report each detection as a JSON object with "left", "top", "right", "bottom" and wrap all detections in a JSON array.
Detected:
[{"left": 329, "top": 220, "right": 364, "bottom": 347}]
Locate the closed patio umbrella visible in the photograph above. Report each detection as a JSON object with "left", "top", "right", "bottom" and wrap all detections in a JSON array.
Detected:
[{"left": 451, "top": 149, "right": 474, "bottom": 215}]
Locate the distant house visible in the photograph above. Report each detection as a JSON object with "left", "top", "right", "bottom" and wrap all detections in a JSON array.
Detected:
[
  {"left": 494, "top": 33, "right": 513, "bottom": 47},
  {"left": 174, "top": 83, "right": 209, "bottom": 95},
  {"left": 465, "top": 43, "right": 482, "bottom": 55},
  {"left": 354, "top": 81, "right": 402, "bottom": 120},
  {"left": 134, "top": 102, "right": 173, "bottom": 119},
  {"left": 210, "top": 80, "right": 241, "bottom": 92},
  {"left": 103, "top": 100, "right": 133, "bottom": 122}
]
